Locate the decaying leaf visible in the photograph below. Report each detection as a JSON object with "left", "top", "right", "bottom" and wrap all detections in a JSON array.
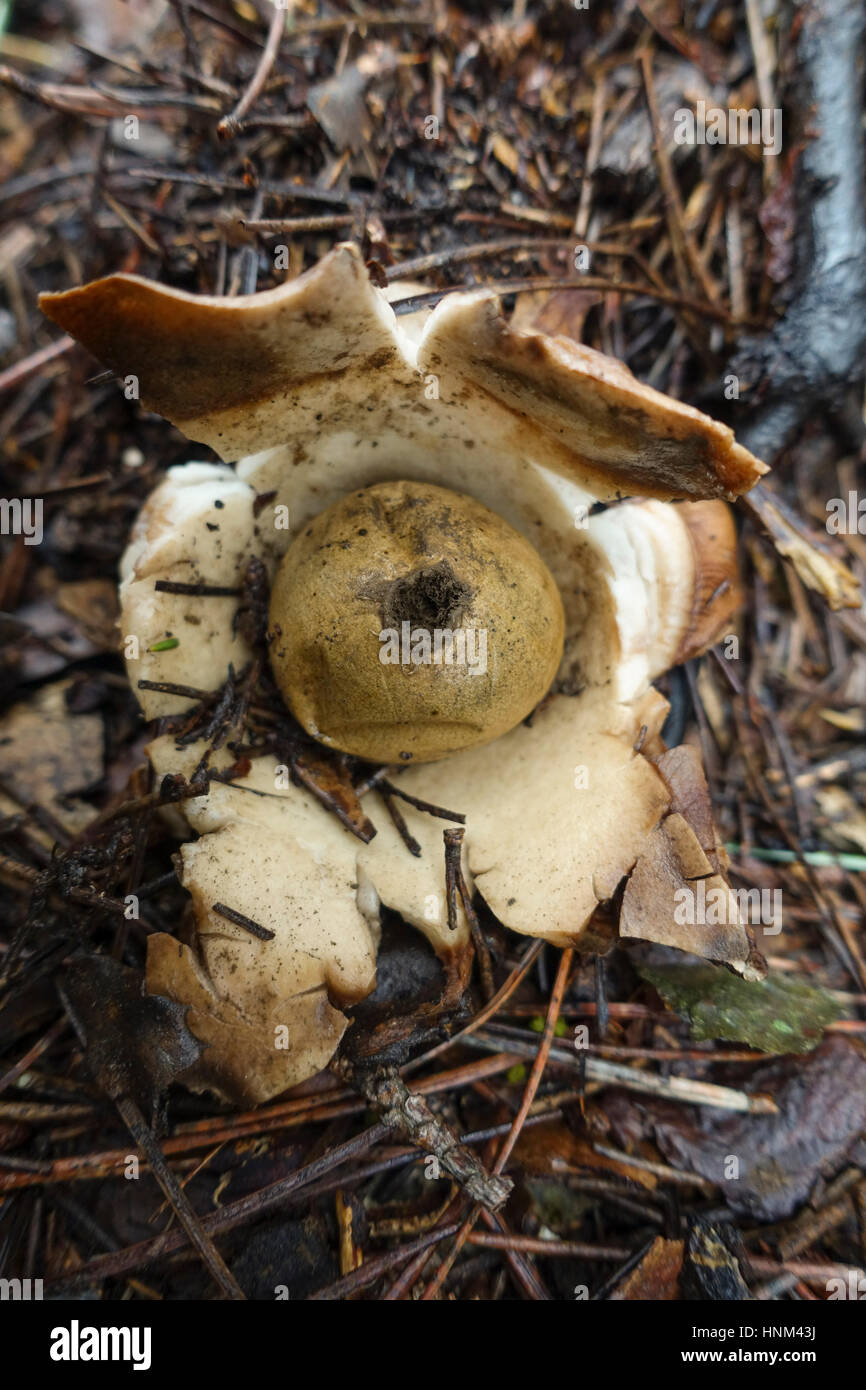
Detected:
[
  {"left": 510, "top": 285, "right": 604, "bottom": 344},
  {"left": 55, "top": 578, "right": 120, "bottom": 651},
  {"left": 58, "top": 955, "right": 245, "bottom": 1299},
  {"left": 307, "top": 46, "right": 397, "bottom": 155},
  {"left": 637, "top": 960, "right": 839, "bottom": 1054},
  {"left": 740, "top": 481, "right": 861, "bottom": 610},
  {"left": 0, "top": 679, "right": 104, "bottom": 833},
  {"left": 515, "top": 1120, "right": 657, "bottom": 1190},
  {"left": 6, "top": 593, "right": 105, "bottom": 683},
  {"left": 58, "top": 955, "right": 204, "bottom": 1123},
  {"left": 608, "top": 1037, "right": 866, "bottom": 1221},
  {"left": 609, "top": 1236, "right": 683, "bottom": 1300}
]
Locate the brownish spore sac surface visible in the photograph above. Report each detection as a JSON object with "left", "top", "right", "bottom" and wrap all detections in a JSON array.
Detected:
[{"left": 268, "top": 479, "right": 565, "bottom": 762}]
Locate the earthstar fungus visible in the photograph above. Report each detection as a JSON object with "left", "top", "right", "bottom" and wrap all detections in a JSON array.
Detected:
[{"left": 41, "top": 244, "right": 768, "bottom": 1105}]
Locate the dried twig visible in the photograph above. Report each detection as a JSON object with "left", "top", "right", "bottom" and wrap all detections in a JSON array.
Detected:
[
  {"left": 217, "top": 3, "right": 285, "bottom": 139},
  {"left": 335, "top": 1059, "right": 512, "bottom": 1212}
]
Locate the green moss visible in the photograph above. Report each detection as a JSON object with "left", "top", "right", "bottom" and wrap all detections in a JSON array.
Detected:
[{"left": 637, "top": 962, "right": 839, "bottom": 1054}]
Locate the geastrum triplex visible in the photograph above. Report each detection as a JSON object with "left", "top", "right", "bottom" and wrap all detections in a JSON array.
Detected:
[{"left": 41, "top": 243, "right": 768, "bottom": 1105}]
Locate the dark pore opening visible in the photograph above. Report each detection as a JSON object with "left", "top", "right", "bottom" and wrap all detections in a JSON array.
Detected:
[{"left": 381, "top": 560, "right": 472, "bottom": 631}]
